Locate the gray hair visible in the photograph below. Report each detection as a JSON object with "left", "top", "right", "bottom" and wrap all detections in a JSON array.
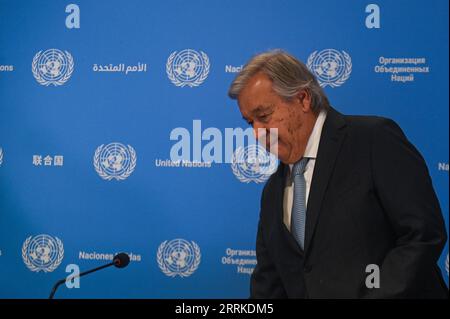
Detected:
[{"left": 228, "top": 49, "right": 329, "bottom": 113}]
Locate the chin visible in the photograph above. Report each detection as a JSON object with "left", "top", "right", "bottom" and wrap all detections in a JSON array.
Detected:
[
  {"left": 275, "top": 149, "right": 288, "bottom": 163},
  {"left": 269, "top": 141, "right": 290, "bottom": 163}
]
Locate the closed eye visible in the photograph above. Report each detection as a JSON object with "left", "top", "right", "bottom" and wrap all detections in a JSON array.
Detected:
[{"left": 258, "top": 113, "right": 272, "bottom": 123}]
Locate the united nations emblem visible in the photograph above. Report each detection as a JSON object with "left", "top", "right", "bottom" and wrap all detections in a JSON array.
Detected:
[
  {"left": 166, "top": 49, "right": 210, "bottom": 87},
  {"left": 0, "top": 147, "right": 3, "bottom": 166},
  {"left": 157, "top": 239, "right": 201, "bottom": 277},
  {"left": 94, "top": 142, "right": 136, "bottom": 181},
  {"left": 22, "top": 234, "right": 64, "bottom": 273},
  {"left": 231, "top": 145, "right": 278, "bottom": 183},
  {"left": 307, "top": 49, "right": 352, "bottom": 88},
  {"left": 32, "top": 49, "right": 74, "bottom": 86}
]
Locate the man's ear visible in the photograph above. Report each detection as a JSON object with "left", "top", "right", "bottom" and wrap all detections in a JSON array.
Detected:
[{"left": 295, "top": 89, "right": 312, "bottom": 112}]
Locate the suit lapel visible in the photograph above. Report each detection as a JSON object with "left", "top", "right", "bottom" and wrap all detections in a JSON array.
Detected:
[{"left": 304, "top": 107, "right": 347, "bottom": 256}]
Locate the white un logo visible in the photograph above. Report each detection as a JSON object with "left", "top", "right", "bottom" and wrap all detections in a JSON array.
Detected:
[
  {"left": 32, "top": 49, "right": 74, "bottom": 86},
  {"left": 157, "top": 239, "right": 201, "bottom": 277},
  {"left": 166, "top": 49, "right": 210, "bottom": 87},
  {"left": 231, "top": 144, "right": 278, "bottom": 184},
  {"left": 307, "top": 49, "right": 352, "bottom": 88},
  {"left": 22, "top": 234, "right": 64, "bottom": 273},
  {"left": 94, "top": 142, "right": 137, "bottom": 181}
]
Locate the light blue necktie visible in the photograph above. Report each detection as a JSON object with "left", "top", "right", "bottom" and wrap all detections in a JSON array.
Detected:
[{"left": 291, "top": 157, "right": 309, "bottom": 250}]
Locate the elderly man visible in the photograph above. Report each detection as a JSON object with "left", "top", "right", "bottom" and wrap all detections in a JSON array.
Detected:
[{"left": 228, "top": 50, "right": 448, "bottom": 298}]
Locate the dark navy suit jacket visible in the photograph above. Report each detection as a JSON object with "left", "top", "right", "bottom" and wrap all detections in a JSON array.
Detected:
[{"left": 251, "top": 107, "right": 448, "bottom": 298}]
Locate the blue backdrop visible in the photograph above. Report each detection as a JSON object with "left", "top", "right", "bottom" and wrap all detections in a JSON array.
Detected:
[{"left": 0, "top": 0, "right": 448, "bottom": 298}]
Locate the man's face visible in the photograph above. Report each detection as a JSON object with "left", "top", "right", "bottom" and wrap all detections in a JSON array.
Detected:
[{"left": 237, "top": 72, "right": 316, "bottom": 164}]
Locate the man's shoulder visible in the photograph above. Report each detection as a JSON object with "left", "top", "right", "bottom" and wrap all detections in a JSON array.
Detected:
[
  {"left": 342, "top": 113, "right": 396, "bottom": 129},
  {"left": 327, "top": 107, "right": 401, "bottom": 134},
  {"left": 335, "top": 110, "right": 402, "bottom": 137}
]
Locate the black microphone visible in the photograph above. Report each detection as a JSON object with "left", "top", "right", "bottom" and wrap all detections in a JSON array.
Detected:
[{"left": 49, "top": 252, "right": 130, "bottom": 299}]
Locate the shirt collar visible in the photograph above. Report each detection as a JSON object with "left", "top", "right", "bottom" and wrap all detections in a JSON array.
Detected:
[
  {"left": 304, "top": 109, "right": 327, "bottom": 160},
  {"left": 289, "top": 110, "right": 327, "bottom": 171}
]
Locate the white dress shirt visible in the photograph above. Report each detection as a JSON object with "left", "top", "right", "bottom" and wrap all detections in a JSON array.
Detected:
[{"left": 283, "top": 110, "right": 327, "bottom": 231}]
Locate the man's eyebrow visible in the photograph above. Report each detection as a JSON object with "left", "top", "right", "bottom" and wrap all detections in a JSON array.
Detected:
[
  {"left": 242, "top": 105, "right": 274, "bottom": 122},
  {"left": 251, "top": 104, "right": 273, "bottom": 115}
]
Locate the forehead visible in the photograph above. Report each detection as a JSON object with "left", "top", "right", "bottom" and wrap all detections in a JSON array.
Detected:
[{"left": 237, "top": 73, "right": 276, "bottom": 114}]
